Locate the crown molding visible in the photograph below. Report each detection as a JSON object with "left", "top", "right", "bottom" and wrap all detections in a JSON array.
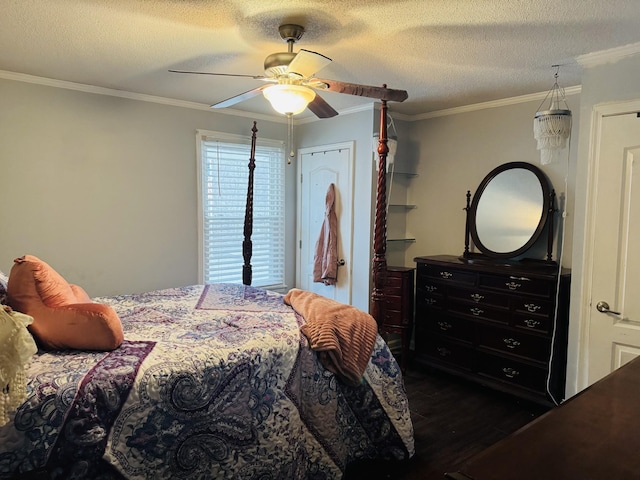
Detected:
[
  {"left": 0, "top": 69, "right": 288, "bottom": 123},
  {"left": 0, "top": 69, "right": 373, "bottom": 124},
  {"left": 1, "top": 69, "right": 582, "bottom": 123},
  {"left": 410, "top": 85, "right": 582, "bottom": 120},
  {"left": 577, "top": 42, "right": 640, "bottom": 68}
]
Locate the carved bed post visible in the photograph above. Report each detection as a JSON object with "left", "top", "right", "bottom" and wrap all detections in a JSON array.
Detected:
[
  {"left": 370, "top": 99, "right": 389, "bottom": 325},
  {"left": 243, "top": 121, "right": 257, "bottom": 286}
]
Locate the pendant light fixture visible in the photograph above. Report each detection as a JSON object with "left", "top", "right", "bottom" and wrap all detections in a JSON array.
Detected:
[{"left": 534, "top": 65, "right": 572, "bottom": 165}]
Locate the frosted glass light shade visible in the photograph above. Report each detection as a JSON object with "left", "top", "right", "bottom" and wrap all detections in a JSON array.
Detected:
[
  {"left": 533, "top": 109, "right": 572, "bottom": 165},
  {"left": 263, "top": 84, "right": 316, "bottom": 115}
]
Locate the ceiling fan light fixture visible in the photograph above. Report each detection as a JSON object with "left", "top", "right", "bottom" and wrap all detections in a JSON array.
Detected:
[{"left": 263, "top": 84, "right": 316, "bottom": 115}]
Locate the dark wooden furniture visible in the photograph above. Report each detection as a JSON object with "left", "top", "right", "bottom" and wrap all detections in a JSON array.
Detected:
[
  {"left": 446, "top": 356, "right": 640, "bottom": 480},
  {"left": 371, "top": 100, "right": 391, "bottom": 324},
  {"left": 242, "top": 121, "right": 257, "bottom": 286},
  {"left": 379, "top": 266, "right": 415, "bottom": 371},
  {"left": 413, "top": 255, "right": 570, "bottom": 406}
]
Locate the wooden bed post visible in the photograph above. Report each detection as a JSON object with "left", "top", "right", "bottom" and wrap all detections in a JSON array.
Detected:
[
  {"left": 370, "top": 99, "right": 389, "bottom": 325},
  {"left": 243, "top": 121, "right": 257, "bottom": 286}
]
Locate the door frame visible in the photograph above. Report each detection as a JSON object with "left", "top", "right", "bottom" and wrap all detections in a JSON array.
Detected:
[
  {"left": 295, "top": 141, "right": 355, "bottom": 300},
  {"left": 577, "top": 98, "right": 640, "bottom": 391}
]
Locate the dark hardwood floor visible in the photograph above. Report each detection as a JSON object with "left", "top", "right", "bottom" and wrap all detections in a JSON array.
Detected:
[{"left": 346, "top": 364, "right": 549, "bottom": 479}]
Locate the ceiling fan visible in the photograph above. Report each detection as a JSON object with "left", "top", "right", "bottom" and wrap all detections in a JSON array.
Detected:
[{"left": 170, "top": 24, "right": 408, "bottom": 118}]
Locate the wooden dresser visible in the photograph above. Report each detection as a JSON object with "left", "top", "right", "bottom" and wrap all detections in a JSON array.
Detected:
[
  {"left": 414, "top": 255, "right": 570, "bottom": 406},
  {"left": 379, "top": 266, "right": 415, "bottom": 372}
]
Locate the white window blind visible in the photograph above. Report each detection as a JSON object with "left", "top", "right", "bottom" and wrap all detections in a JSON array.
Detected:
[{"left": 197, "top": 130, "right": 285, "bottom": 288}]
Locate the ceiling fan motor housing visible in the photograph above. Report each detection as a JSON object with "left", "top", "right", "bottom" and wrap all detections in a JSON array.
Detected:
[{"left": 264, "top": 52, "right": 297, "bottom": 78}]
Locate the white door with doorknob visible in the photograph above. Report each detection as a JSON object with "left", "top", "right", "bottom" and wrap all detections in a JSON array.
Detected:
[
  {"left": 587, "top": 110, "right": 640, "bottom": 384},
  {"left": 296, "top": 142, "right": 353, "bottom": 304}
]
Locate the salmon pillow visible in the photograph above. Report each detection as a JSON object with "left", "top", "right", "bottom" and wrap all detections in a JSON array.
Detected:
[{"left": 6, "top": 255, "right": 123, "bottom": 351}]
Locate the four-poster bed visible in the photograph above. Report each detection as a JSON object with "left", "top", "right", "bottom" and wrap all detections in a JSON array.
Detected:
[{"left": 0, "top": 104, "right": 413, "bottom": 479}]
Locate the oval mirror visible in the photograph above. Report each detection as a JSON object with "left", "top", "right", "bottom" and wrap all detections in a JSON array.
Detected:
[{"left": 469, "top": 162, "right": 551, "bottom": 258}]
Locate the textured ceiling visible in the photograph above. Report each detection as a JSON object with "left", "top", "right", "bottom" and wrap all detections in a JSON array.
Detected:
[{"left": 2, "top": 0, "right": 640, "bottom": 118}]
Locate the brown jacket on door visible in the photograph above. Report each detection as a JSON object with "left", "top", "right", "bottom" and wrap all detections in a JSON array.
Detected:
[{"left": 313, "top": 183, "right": 338, "bottom": 285}]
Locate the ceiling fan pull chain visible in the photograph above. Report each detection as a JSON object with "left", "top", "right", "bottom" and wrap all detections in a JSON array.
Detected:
[{"left": 287, "top": 113, "right": 295, "bottom": 164}]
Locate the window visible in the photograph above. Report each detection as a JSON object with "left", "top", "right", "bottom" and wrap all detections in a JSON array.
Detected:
[{"left": 197, "top": 130, "right": 285, "bottom": 288}]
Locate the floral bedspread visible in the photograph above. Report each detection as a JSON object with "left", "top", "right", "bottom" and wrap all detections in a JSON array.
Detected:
[{"left": 0, "top": 284, "right": 414, "bottom": 479}]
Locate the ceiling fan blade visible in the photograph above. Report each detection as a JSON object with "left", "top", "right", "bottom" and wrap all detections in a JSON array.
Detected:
[
  {"left": 286, "top": 49, "right": 332, "bottom": 78},
  {"left": 169, "top": 69, "right": 268, "bottom": 80},
  {"left": 307, "top": 94, "right": 339, "bottom": 118},
  {"left": 211, "top": 85, "right": 270, "bottom": 109},
  {"left": 311, "top": 78, "right": 408, "bottom": 102}
]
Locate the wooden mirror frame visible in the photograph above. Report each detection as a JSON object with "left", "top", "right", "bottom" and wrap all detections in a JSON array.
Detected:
[{"left": 463, "top": 162, "right": 556, "bottom": 262}]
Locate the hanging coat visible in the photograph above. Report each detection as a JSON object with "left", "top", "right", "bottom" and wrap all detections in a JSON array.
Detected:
[{"left": 313, "top": 183, "right": 338, "bottom": 285}]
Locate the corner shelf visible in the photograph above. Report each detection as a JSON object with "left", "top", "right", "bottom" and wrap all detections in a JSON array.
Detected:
[
  {"left": 387, "top": 172, "right": 418, "bottom": 178},
  {"left": 389, "top": 204, "right": 417, "bottom": 209},
  {"left": 387, "top": 171, "right": 417, "bottom": 250}
]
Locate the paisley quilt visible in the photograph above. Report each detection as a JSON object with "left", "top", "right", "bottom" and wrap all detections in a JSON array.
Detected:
[{"left": 0, "top": 284, "right": 414, "bottom": 479}]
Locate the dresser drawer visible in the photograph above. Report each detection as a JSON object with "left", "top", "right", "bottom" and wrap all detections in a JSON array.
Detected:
[
  {"left": 419, "top": 263, "right": 476, "bottom": 285},
  {"left": 477, "top": 352, "right": 548, "bottom": 392},
  {"left": 384, "top": 308, "right": 405, "bottom": 326},
  {"left": 448, "top": 287, "right": 510, "bottom": 308},
  {"left": 477, "top": 325, "right": 550, "bottom": 363},
  {"left": 448, "top": 301, "right": 510, "bottom": 325},
  {"left": 416, "top": 290, "right": 445, "bottom": 310},
  {"left": 513, "top": 298, "right": 553, "bottom": 317},
  {"left": 384, "top": 293, "right": 403, "bottom": 310},
  {"left": 424, "top": 314, "right": 474, "bottom": 342},
  {"left": 418, "top": 282, "right": 442, "bottom": 295},
  {"left": 479, "top": 273, "right": 553, "bottom": 297},
  {"left": 420, "top": 335, "right": 474, "bottom": 370},
  {"left": 385, "top": 273, "right": 407, "bottom": 288},
  {"left": 513, "top": 312, "right": 552, "bottom": 335}
]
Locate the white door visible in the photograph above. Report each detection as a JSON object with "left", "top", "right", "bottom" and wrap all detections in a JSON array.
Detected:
[
  {"left": 297, "top": 142, "right": 354, "bottom": 304},
  {"left": 587, "top": 111, "right": 640, "bottom": 384}
]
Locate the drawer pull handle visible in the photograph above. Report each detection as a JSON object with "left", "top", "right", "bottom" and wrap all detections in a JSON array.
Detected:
[
  {"left": 505, "top": 282, "right": 521, "bottom": 290},
  {"left": 524, "top": 319, "right": 541, "bottom": 328},
  {"left": 437, "top": 347, "right": 451, "bottom": 357},
  {"left": 502, "top": 367, "right": 520, "bottom": 378},
  {"left": 470, "top": 307, "right": 484, "bottom": 316},
  {"left": 509, "top": 276, "right": 531, "bottom": 282},
  {"left": 425, "top": 285, "right": 438, "bottom": 293},
  {"left": 524, "top": 303, "right": 542, "bottom": 313},
  {"left": 440, "top": 271, "right": 453, "bottom": 279},
  {"left": 470, "top": 293, "right": 484, "bottom": 303},
  {"left": 438, "top": 321, "right": 452, "bottom": 331},
  {"left": 503, "top": 338, "right": 521, "bottom": 349}
]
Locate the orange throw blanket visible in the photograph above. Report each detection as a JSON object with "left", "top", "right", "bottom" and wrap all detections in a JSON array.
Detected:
[{"left": 284, "top": 288, "right": 378, "bottom": 385}]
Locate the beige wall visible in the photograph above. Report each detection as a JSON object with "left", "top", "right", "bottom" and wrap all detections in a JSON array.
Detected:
[
  {"left": 0, "top": 78, "right": 288, "bottom": 296},
  {"left": 404, "top": 95, "right": 580, "bottom": 269}
]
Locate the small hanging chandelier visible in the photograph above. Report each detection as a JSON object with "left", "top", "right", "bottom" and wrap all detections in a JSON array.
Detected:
[{"left": 534, "top": 65, "right": 572, "bottom": 165}]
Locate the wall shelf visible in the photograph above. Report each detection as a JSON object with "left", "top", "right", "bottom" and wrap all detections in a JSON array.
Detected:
[
  {"left": 388, "top": 172, "right": 418, "bottom": 178},
  {"left": 386, "top": 169, "right": 417, "bottom": 253},
  {"left": 389, "top": 204, "right": 417, "bottom": 209}
]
